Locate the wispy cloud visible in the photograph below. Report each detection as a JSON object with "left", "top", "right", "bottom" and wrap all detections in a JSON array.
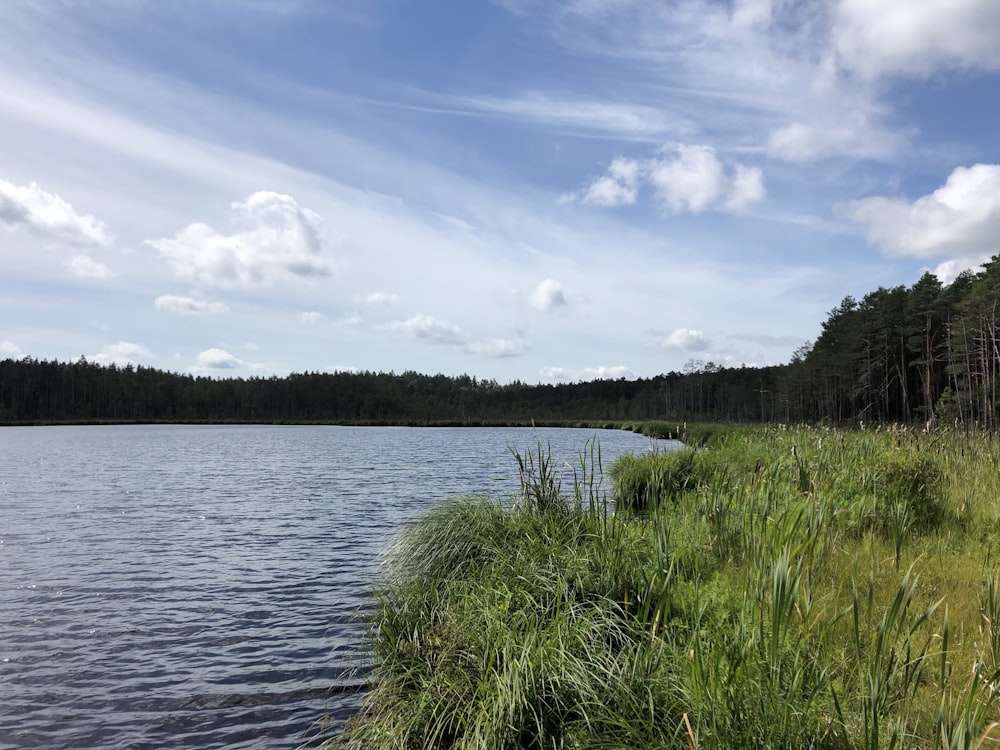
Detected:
[
  {"left": 728, "top": 332, "right": 808, "bottom": 347},
  {"left": 511, "top": 1, "right": 908, "bottom": 165},
  {"left": 464, "top": 339, "right": 529, "bottom": 358},
  {"left": 298, "top": 311, "right": 327, "bottom": 325},
  {"left": 767, "top": 116, "right": 905, "bottom": 163},
  {"left": 460, "top": 93, "right": 693, "bottom": 140},
  {"left": 359, "top": 290, "right": 400, "bottom": 305},
  {"left": 154, "top": 295, "right": 230, "bottom": 316},
  {"left": 65, "top": 254, "right": 116, "bottom": 280}
]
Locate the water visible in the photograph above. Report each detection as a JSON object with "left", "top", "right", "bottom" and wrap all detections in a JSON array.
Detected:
[{"left": 0, "top": 425, "right": 669, "bottom": 749}]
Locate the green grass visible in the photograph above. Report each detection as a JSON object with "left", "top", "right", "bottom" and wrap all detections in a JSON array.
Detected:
[{"left": 327, "top": 426, "right": 1000, "bottom": 749}]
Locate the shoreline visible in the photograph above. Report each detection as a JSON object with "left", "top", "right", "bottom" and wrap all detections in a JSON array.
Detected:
[{"left": 328, "top": 423, "right": 1000, "bottom": 748}]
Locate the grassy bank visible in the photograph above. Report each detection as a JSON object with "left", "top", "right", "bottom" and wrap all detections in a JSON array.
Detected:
[{"left": 329, "top": 426, "right": 1000, "bottom": 748}]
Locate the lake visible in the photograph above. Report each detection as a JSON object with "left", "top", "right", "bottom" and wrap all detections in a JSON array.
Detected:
[{"left": 0, "top": 425, "right": 671, "bottom": 749}]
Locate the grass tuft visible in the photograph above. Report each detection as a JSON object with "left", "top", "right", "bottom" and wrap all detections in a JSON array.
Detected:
[{"left": 328, "top": 426, "right": 1000, "bottom": 749}]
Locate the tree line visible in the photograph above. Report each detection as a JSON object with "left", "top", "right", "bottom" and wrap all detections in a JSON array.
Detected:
[{"left": 3, "top": 257, "right": 1000, "bottom": 426}]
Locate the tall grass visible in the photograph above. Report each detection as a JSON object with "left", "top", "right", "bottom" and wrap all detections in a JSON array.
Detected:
[{"left": 328, "top": 426, "right": 1000, "bottom": 749}]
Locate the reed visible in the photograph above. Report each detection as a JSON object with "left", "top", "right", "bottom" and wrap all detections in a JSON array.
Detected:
[{"left": 328, "top": 426, "right": 1000, "bottom": 749}]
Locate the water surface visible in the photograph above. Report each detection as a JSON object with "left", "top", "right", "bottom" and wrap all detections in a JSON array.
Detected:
[{"left": 0, "top": 425, "right": 669, "bottom": 748}]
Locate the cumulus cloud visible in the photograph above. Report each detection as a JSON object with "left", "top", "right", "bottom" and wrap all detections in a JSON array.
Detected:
[
  {"left": 840, "top": 164, "right": 1000, "bottom": 260},
  {"left": 381, "top": 314, "right": 465, "bottom": 346},
  {"left": 154, "top": 295, "right": 230, "bottom": 315},
  {"left": 92, "top": 341, "right": 153, "bottom": 367},
  {"left": 540, "top": 365, "right": 636, "bottom": 382},
  {"left": 570, "top": 146, "right": 764, "bottom": 214},
  {"left": 528, "top": 279, "right": 568, "bottom": 313},
  {"left": 648, "top": 146, "right": 765, "bottom": 214},
  {"left": 661, "top": 328, "right": 711, "bottom": 351},
  {"left": 65, "top": 254, "right": 116, "bottom": 280},
  {"left": 1, "top": 339, "right": 24, "bottom": 358},
  {"left": 149, "top": 191, "right": 334, "bottom": 288},
  {"left": 381, "top": 314, "right": 527, "bottom": 357},
  {"left": 580, "top": 157, "right": 642, "bottom": 207},
  {"left": 193, "top": 348, "right": 243, "bottom": 371},
  {"left": 833, "top": 0, "right": 1000, "bottom": 79},
  {"left": 0, "top": 178, "right": 113, "bottom": 247},
  {"left": 932, "top": 256, "right": 989, "bottom": 286}
]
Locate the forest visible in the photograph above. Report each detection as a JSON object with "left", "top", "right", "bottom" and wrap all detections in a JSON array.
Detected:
[{"left": 3, "top": 258, "right": 1000, "bottom": 427}]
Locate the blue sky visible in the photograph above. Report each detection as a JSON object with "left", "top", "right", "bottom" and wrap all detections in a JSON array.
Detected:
[{"left": 2, "top": 0, "right": 999, "bottom": 382}]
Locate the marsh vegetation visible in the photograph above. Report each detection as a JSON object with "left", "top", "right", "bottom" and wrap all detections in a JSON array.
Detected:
[{"left": 332, "top": 425, "right": 1000, "bottom": 749}]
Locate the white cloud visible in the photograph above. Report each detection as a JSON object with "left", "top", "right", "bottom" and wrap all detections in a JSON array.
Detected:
[
  {"left": 65, "top": 254, "right": 116, "bottom": 280},
  {"left": 767, "top": 116, "right": 904, "bottom": 163},
  {"left": 833, "top": 0, "right": 1000, "bottom": 79},
  {"left": 648, "top": 146, "right": 728, "bottom": 214},
  {"left": 724, "top": 163, "right": 767, "bottom": 213},
  {"left": 661, "top": 328, "right": 710, "bottom": 351},
  {"left": 301, "top": 309, "right": 361, "bottom": 329},
  {"left": 507, "top": 2, "right": 910, "bottom": 165},
  {"left": 571, "top": 146, "right": 764, "bottom": 214},
  {"left": 528, "top": 279, "right": 568, "bottom": 313},
  {"left": 841, "top": 164, "right": 1000, "bottom": 260},
  {"left": 0, "top": 178, "right": 113, "bottom": 247},
  {"left": 154, "top": 295, "right": 230, "bottom": 315},
  {"left": 540, "top": 365, "right": 636, "bottom": 382},
  {"left": 380, "top": 315, "right": 528, "bottom": 357},
  {"left": 359, "top": 290, "right": 400, "bottom": 305},
  {"left": 463, "top": 339, "right": 528, "bottom": 358},
  {"left": 648, "top": 145, "right": 765, "bottom": 214},
  {"left": 580, "top": 157, "right": 641, "bottom": 207},
  {"left": 0, "top": 339, "right": 24, "bottom": 358},
  {"left": 92, "top": 341, "right": 153, "bottom": 367},
  {"left": 193, "top": 348, "right": 243, "bottom": 371},
  {"left": 728, "top": 332, "right": 807, "bottom": 347},
  {"left": 380, "top": 314, "right": 465, "bottom": 346},
  {"left": 298, "top": 311, "right": 327, "bottom": 325},
  {"left": 931, "top": 256, "right": 988, "bottom": 286},
  {"left": 149, "top": 191, "right": 334, "bottom": 288},
  {"left": 462, "top": 93, "right": 692, "bottom": 139}
]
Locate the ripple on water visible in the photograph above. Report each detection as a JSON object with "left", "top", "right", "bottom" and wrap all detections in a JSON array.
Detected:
[{"left": 0, "top": 425, "right": 671, "bottom": 749}]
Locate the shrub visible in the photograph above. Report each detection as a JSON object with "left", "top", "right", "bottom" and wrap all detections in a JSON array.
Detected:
[
  {"left": 856, "top": 446, "right": 945, "bottom": 534},
  {"left": 611, "top": 449, "right": 700, "bottom": 511}
]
